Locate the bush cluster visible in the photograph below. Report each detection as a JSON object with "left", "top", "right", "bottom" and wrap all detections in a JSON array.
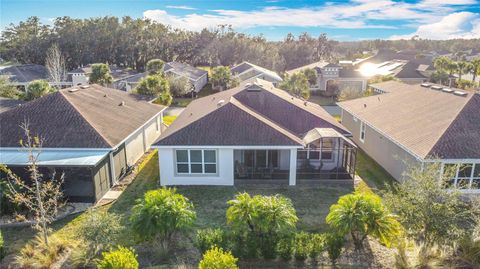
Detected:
[
  {"left": 198, "top": 247, "right": 238, "bottom": 269},
  {"left": 0, "top": 230, "right": 4, "bottom": 260},
  {"left": 98, "top": 247, "right": 139, "bottom": 269}
]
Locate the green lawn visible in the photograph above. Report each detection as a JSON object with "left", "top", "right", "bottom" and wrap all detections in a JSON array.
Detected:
[
  {"left": 2, "top": 146, "right": 394, "bottom": 268},
  {"left": 309, "top": 95, "right": 337, "bottom": 106},
  {"left": 355, "top": 150, "right": 396, "bottom": 192}
]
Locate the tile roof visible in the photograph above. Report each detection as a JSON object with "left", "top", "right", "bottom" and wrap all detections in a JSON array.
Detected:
[
  {"left": 154, "top": 79, "right": 350, "bottom": 146},
  {"left": 338, "top": 81, "right": 480, "bottom": 159},
  {"left": 0, "top": 84, "right": 165, "bottom": 148},
  {"left": 0, "top": 64, "right": 49, "bottom": 83},
  {"left": 164, "top": 62, "right": 207, "bottom": 81}
]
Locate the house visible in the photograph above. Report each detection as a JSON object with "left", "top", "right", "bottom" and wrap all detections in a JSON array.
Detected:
[
  {"left": 0, "top": 97, "right": 25, "bottom": 113},
  {"left": 356, "top": 49, "right": 435, "bottom": 84},
  {"left": 287, "top": 61, "right": 368, "bottom": 93},
  {"left": 121, "top": 62, "right": 208, "bottom": 93},
  {"left": 231, "top": 62, "right": 283, "bottom": 86},
  {"left": 0, "top": 64, "right": 72, "bottom": 88},
  {"left": 152, "top": 79, "right": 357, "bottom": 186},
  {"left": 0, "top": 84, "right": 166, "bottom": 202},
  {"left": 338, "top": 81, "right": 480, "bottom": 192},
  {"left": 67, "top": 64, "right": 139, "bottom": 89}
]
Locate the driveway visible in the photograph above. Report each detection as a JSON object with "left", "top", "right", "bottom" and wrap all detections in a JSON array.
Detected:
[{"left": 164, "top": 106, "right": 185, "bottom": 116}]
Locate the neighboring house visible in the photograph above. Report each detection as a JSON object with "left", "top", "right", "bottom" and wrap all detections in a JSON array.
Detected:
[
  {"left": 121, "top": 62, "right": 208, "bottom": 93},
  {"left": 152, "top": 79, "right": 357, "bottom": 186},
  {"left": 231, "top": 62, "right": 283, "bottom": 86},
  {"left": 0, "top": 97, "right": 25, "bottom": 113},
  {"left": 67, "top": 64, "right": 139, "bottom": 90},
  {"left": 287, "top": 61, "right": 368, "bottom": 93},
  {"left": 0, "top": 84, "right": 166, "bottom": 202},
  {"left": 0, "top": 64, "right": 72, "bottom": 88},
  {"left": 338, "top": 81, "right": 480, "bottom": 193}
]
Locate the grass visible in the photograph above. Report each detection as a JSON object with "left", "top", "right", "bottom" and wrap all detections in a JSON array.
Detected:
[
  {"left": 355, "top": 150, "right": 396, "bottom": 192},
  {"left": 171, "top": 83, "right": 215, "bottom": 107},
  {"left": 163, "top": 115, "right": 177, "bottom": 126},
  {"left": 309, "top": 95, "right": 337, "bottom": 106}
]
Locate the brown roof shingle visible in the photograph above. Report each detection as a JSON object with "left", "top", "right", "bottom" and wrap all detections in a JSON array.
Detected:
[
  {"left": 339, "top": 81, "right": 480, "bottom": 159},
  {"left": 155, "top": 79, "right": 349, "bottom": 146},
  {"left": 0, "top": 85, "right": 165, "bottom": 148}
]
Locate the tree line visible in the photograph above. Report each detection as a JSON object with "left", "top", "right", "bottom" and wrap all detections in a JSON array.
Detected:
[{"left": 2, "top": 16, "right": 480, "bottom": 73}]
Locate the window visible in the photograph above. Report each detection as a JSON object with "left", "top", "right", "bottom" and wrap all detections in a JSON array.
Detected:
[
  {"left": 175, "top": 149, "right": 217, "bottom": 174},
  {"left": 360, "top": 122, "right": 366, "bottom": 142},
  {"left": 442, "top": 163, "right": 480, "bottom": 190}
]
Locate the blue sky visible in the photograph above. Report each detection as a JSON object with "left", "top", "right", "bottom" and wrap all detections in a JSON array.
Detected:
[{"left": 1, "top": 0, "right": 479, "bottom": 41}]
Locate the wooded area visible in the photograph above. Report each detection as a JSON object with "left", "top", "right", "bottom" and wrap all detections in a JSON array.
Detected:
[{"left": 1, "top": 16, "right": 480, "bottom": 72}]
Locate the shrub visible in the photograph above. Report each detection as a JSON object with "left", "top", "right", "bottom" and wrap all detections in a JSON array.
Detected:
[
  {"left": 167, "top": 74, "right": 192, "bottom": 97},
  {"left": 0, "top": 230, "right": 4, "bottom": 260},
  {"left": 89, "top": 63, "right": 113, "bottom": 85},
  {"left": 74, "top": 209, "right": 124, "bottom": 266},
  {"left": 226, "top": 193, "right": 298, "bottom": 259},
  {"left": 309, "top": 233, "right": 326, "bottom": 260},
  {"left": 135, "top": 75, "right": 169, "bottom": 96},
  {"left": 195, "top": 228, "right": 227, "bottom": 254},
  {"left": 155, "top": 91, "right": 173, "bottom": 106},
  {"left": 130, "top": 188, "right": 196, "bottom": 250},
  {"left": 198, "top": 247, "right": 238, "bottom": 269},
  {"left": 146, "top": 59, "right": 165, "bottom": 75},
  {"left": 25, "top": 80, "right": 52, "bottom": 100},
  {"left": 325, "top": 232, "right": 344, "bottom": 266},
  {"left": 98, "top": 247, "right": 139, "bottom": 269},
  {"left": 293, "top": 232, "right": 310, "bottom": 261},
  {"left": 15, "top": 234, "right": 70, "bottom": 268},
  {"left": 326, "top": 191, "right": 401, "bottom": 250},
  {"left": 276, "top": 237, "right": 293, "bottom": 261},
  {"left": 210, "top": 66, "right": 236, "bottom": 91},
  {"left": 0, "top": 76, "right": 22, "bottom": 99}
]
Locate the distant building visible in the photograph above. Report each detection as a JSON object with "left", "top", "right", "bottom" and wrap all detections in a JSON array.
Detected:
[
  {"left": 231, "top": 62, "right": 283, "bottom": 86},
  {"left": 339, "top": 81, "right": 480, "bottom": 192},
  {"left": 121, "top": 62, "right": 208, "bottom": 93},
  {"left": 0, "top": 64, "right": 71, "bottom": 88},
  {"left": 67, "top": 64, "right": 138, "bottom": 89},
  {"left": 287, "top": 61, "right": 368, "bottom": 93}
]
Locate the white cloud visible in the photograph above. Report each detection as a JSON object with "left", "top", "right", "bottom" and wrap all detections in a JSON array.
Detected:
[
  {"left": 165, "top": 5, "right": 196, "bottom": 10},
  {"left": 390, "top": 12, "right": 480, "bottom": 39},
  {"left": 144, "top": 0, "right": 479, "bottom": 33}
]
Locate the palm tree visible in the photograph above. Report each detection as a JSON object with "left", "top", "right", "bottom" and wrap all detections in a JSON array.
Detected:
[
  {"left": 326, "top": 192, "right": 402, "bottom": 250},
  {"left": 456, "top": 61, "right": 472, "bottom": 81},
  {"left": 471, "top": 58, "right": 480, "bottom": 82},
  {"left": 433, "top": 56, "right": 450, "bottom": 73}
]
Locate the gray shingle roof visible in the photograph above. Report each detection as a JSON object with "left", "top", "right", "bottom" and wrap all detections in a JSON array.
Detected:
[
  {"left": 155, "top": 79, "right": 350, "bottom": 146},
  {"left": 0, "top": 64, "right": 49, "bottom": 83},
  {"left": 164, "top": 62, "right": 207, "bottom": 81},
  {"left": 0, "top": 85, "right": 165, "bottom": 148},
  {"left": 0, "top": 97, "right": 26, "bottom": 113},
  {"left": 339, "top": 81, "right": 480, "bottom": 159}
]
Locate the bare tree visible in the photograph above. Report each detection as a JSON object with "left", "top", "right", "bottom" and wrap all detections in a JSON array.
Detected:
[
  {"left": 45, "top": 43, "right": 66, "bottom": 84},
  {"left": 1, "top": 121, "right": 64, "bottom": 246}
]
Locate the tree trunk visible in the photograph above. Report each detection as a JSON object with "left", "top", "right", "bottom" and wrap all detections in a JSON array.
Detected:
[{"left": 33, "top": 163, "right": 49, "bottom": 246}]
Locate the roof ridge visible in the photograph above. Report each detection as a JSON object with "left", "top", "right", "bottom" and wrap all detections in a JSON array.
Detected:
[
  {"left": 59, "top": 91, "right": 114, "bottom": 147},
  {"left": 426, "top": 93, "right": 476, "bottom": 158},
  {"left": 229, "top": 97, "right": 304, "bottom": 145}
]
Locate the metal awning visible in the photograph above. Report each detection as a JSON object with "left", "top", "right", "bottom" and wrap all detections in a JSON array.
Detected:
[
  {"left": 0, "top": 149, "right": 109, "bottom": 166},
  {"left": 303, "top": 128, "right": 357, "bottom": 147}
]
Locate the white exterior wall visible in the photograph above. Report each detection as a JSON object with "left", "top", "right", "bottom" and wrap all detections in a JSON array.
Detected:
[
  {"left": 194, "top": 74, "right": 208, "bottom": 92},
  {"left": 125, "top": 114, "right": 163, "bottom": 166},
  {"left": 71, "top": 73, "right": 88, "bottom": 85},
  {"left": 159, "top": 148, "right": 234, "bottom": 186}
]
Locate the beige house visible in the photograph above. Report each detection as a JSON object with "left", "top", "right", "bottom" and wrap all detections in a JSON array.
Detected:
[{"left": 338, "top": 81, "right": 480, "bottom": 193}]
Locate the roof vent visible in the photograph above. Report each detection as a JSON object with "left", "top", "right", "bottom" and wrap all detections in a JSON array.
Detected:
[
  {"left": 104, "top": 94, "right": 108, "bottom": 97},
  {"left": 304, "top": 101, "right": 308, "bottom": 106},
  {"left": 245, "top": 83, "right": 252, "bottom": 87},
  {"left": 442, "top": 88, "right": 453, "bottom": 93},
  {"left": 431, "top": 85, "right": 442, "bottom": 90},
  {"left": 363, "top": 104, "right": 367, "bottom": 108},
  {"left": 420, "top": 83, "right": 431, "bottom": 88},
  {"left": 119, "top": 101, "right": 126, "bottom": 106},
  {"left": 80, "top": 85, "right": 90, "bottom": 89},
  {"left": 217, "top": 100, "right": 225, "bottom": 107},
  {"left": 453, "top": 90, "right": 468, "bottom": 97},
  {"left": 68, "top": 88, "right": 79, "bottom": 92}
]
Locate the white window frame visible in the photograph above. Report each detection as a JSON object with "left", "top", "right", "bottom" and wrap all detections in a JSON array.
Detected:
[
  {"left": 359, "top": 121, "right": 366, "bottom": 143},
  {"left": 155, "top": 116, "right": 160, "bottom": 131},
  {"left": 442, "top": 162, "right": 480, "bottom": 191},
  {"left": 175, "top": 149, "right": 218, "bottom": 175}
]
